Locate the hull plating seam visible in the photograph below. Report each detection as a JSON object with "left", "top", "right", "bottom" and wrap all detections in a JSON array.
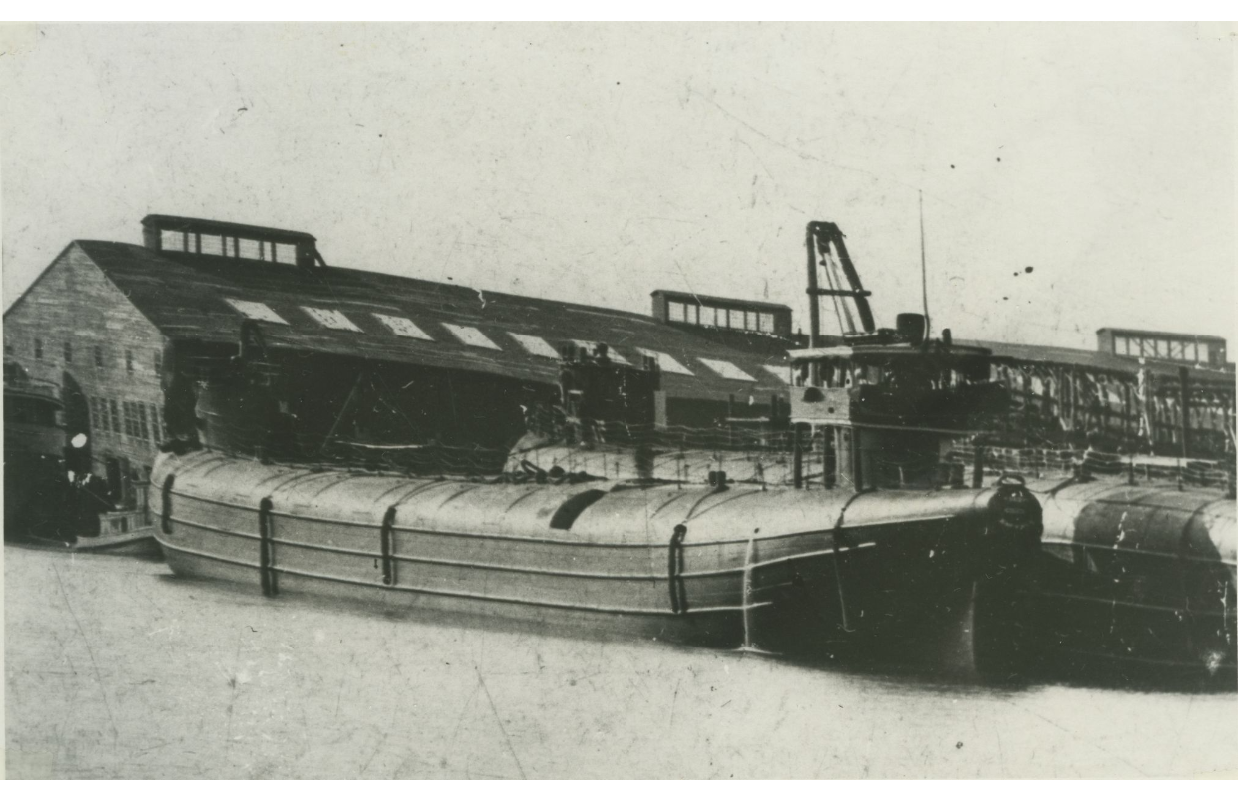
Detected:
[
  {"left": 158, "top": 538, "right": 775, "bottom": 617},
  {"left": 1035, "top": 590, "right": 1230, "bottom": 617},
  {"left": 165, "top": 514, "right": 876, "bottom": 580},
  {"left": 1042, "top": 539, "right": 1236, "bottom": 568},
  {"left": 166, "top": 487, "right": 955, "bottom": 548}
]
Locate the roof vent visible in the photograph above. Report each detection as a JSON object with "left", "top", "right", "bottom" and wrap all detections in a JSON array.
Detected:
[{"left": 141, "top": 214, "right": 326, "bottom": 268}]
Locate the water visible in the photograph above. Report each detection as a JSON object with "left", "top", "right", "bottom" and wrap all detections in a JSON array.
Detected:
[{"left": 5, "top": 545, "right": 1236, "bottom": 779}]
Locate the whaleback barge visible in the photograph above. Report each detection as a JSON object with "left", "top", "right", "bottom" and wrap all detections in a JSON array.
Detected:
[{"left": 147, "top": 219, "right": 1233, "bottom": 679}]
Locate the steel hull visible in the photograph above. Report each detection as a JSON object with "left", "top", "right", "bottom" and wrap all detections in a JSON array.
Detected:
[
  {"left": 1029, "top": 478, "right": 1236, "bottom": 678},
  {"left": 152, "top": 450, "right": 1041, "bottom": 666}
]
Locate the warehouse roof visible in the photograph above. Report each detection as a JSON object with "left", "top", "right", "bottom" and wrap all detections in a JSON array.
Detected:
[
  {"left": 1095, "top": 326, "right": 1227, "bottom": 344},
  {"left": 960, "top": 338, "right": 1235, "bottom": 386},
  {"left": 72, "top": 240, "right": 794, "bottom": 402}
]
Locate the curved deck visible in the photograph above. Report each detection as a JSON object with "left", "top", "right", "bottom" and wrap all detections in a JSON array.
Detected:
[
  {"left": 1030, "top": 478, "right": 1236, "bottom": 676},
  {"left": 153, "top": 450, "right": 1040, "bottom": 662}
]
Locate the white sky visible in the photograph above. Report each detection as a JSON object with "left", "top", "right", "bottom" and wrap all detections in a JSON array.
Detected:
[{"left": 2, "top": 23, "right": 1233, "bottom": 350}]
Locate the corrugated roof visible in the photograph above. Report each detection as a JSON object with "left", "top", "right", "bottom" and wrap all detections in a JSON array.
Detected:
[{"left": 77, "top": 241, "right": 793, "bottom": 402}]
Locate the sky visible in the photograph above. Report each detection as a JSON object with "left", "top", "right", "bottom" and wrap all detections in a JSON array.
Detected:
[{"left": 2, "top": 23, "right": 1233, "bottom": 350}]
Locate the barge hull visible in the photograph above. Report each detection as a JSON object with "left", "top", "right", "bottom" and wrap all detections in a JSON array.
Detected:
[{"left": 152, "top": 450, "right": 1042, "bottom": 664}]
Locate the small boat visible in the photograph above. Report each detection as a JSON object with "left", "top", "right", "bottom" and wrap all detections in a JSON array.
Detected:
[
  {"left": 4, "top": 360, "right": 74, "bottom": 543},
  {"left": 4, "top": 360, "right": 159, "bottom": 556}
]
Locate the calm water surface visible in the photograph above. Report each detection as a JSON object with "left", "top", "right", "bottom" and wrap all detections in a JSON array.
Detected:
[{"left": 6, "top": 545, "right": 1236, "bottom": 778}]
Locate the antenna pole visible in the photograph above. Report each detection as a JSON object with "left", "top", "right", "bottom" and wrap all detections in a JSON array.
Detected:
[{"left": 919, "top": 190, "right": 931, "bottom": 342}]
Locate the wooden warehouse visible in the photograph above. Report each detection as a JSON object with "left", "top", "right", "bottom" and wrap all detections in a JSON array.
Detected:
[
  {"left": 5, "top": 212, "right": 1233, "bottom": 508},
  {"left": 3, "top": 215, "right": 801, "bottom": 492}
]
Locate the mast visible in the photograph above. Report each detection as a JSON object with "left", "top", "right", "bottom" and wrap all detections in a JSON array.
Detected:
[{"left": 919, "top": 191, "right": 931, "bottom": 342}]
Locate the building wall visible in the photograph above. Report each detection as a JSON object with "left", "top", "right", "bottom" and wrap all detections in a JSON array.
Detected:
[{"left": 3, "top": 243, "right": 165, "bottom": 494}]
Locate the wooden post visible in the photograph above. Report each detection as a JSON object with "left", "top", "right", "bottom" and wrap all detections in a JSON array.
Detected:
[
  {"left": 1179, "top": 366, "right": 1190, "bottom": 460},
  {"left": 1224, "top": 396, "right": 1233, "bottom": 458},
  {"left": 1122, "top": 381, "right": 1132, "bottom": 449},
  {"left": 823, "top": 425, "right": 836, "bottom": 489},
  {"left": 1021, "top": 367, "right": 1031, "bottom": 433},
  {"left": 726, "top": 394, "right": 735, "bottom": 448},
  {"left": 793, "top": 425, "right": 804, "bottom": 489}
]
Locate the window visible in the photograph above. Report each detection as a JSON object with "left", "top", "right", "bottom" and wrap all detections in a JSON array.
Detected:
[
  {"left": 161, "top": 230, "right": 185, "bottom": 251},
  {"left": 109, "top": 399, "right": 120, "bottom": 435},
  {"left": 301, "top": 306, "right": 362, "bottom": 332},
  {"left": 1168, "top": 340, "right": 1184, "bottom": 360},
  {"left": 373, "top": 313, "right": 434, "bottom": 340},
  {"left": 126, "top": 350, "right": 134, "bottom": 373},
  {"left": 238, "top": 239, "right": 265, "bottom": 260},
  {"left": 270, "top": 242, "right": 296, "bottom": 264},
  {"left": 1183, "top": 341, "right": 1197, "bottom": 362},
  {"left": 94, "top": 345, "right": 104, "bottom": 367},
  {"left": 137, "top": 403, "right": 150, "bottom": 441},
  {"left": 224, "top": 298, "right": 289, "bottom": 325},
  {"left": 761, "top": 364, "right": 791, "bottom": 383},
  {"left": 148, "top": 403, "right": 162, "bottom": 440},
  {"left": 1198, "top": 342, "right": 1211, "bottom": 363},
  {"left": 34, "top": 338, "right": 43, "bottom": 360},
  {"left": 1116, "top": 336, "right": 1128, "bottom": 355},
  {"left": 1154, "top": 339, "right": 1168, "bottom": 357},
  {"left": 573, "top": 340, "right": 631, "bottom": 365},
  {"left": 636, "top": 347, "right": 694, "bottom": 375},
  {"left": 154, "top": 351, "right": 162, "bottom": 375},
  {"left": 508, "top": 333, "right": 561, "bottom": 359},
  {"left": 89, "top": 397, "right": 101, "bottom": 429},
  {"left": 199, "top": 235, "right": 224, "bottom": 256},
  {"left": 759, "top": 313, "right": 775, "bottom": 333},
  {"left": 698, "top": 358, "right": 756, "bottom": 381},
  {"left": 667, "top": 302, "right": 685, "bottom": 323},
  {"left": 442, "top": 324, "right": 500, "bottom": 350}
]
